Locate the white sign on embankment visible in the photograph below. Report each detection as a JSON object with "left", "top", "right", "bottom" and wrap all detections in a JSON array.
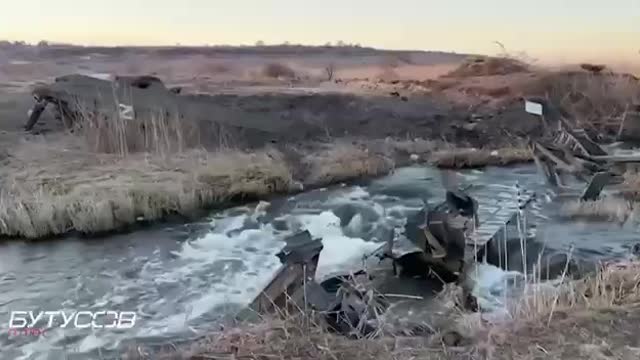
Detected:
[{"left": 525, "top": 100, "right": 543, "bottom": 116}]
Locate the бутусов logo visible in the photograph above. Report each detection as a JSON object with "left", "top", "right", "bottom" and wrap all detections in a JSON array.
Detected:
[{"left": 7, "top": 310, "right": 137, "bottom": 336}]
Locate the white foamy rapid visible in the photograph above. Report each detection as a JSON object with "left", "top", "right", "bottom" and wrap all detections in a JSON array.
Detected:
[
  {"left": 153, "top": 189, "right": 388, "bottom": 334},
  {"left": 296, "top": 211, "right": 382, "bottom": 279},
  {"left": 5, "top": 165, "right": 561, "bottom": 360},
  {"left": 466, "top": 262, "right": 525, "bottom": 319}
]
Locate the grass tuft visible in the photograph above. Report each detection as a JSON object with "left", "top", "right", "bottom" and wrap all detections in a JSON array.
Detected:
[
  {"left": 560, "top": 197, "right": 633, "bottom": 223},
  {"left": 262, "top": 62, "right": 296, "bottom": 79},
  {"left": 428, "top": 147, "right": 532, "bottom": 169},
  {"left": 0, "top": 146, "right": 292, "bottom": 238},
  {"left": 303, "top": 142, "right": 395, "bottom": 186}
]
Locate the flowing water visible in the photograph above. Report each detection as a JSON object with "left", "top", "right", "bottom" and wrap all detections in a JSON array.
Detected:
[{"left": 1, "top": 165, "right": 638, "bottom": 360}]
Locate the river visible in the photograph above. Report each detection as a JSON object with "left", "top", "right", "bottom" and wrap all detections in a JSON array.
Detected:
[{"left": 1, "top": 164, "right": 638, "bottom": 360}]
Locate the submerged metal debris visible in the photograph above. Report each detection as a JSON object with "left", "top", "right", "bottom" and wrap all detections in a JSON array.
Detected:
[{"left": 248, "top": 178, "right": 536, "bottom": 338}]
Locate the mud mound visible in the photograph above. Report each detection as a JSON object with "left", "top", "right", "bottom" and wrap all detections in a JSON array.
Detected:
[{"left": 444, "top": 56, "right": 529, "bottom": 78}]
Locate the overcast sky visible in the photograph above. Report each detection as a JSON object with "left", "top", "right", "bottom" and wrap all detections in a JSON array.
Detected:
[{"left": 1, "top": 0, "right": 638, "bottom": 63}]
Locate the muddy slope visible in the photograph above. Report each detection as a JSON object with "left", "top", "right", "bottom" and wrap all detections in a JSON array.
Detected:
[{"left": 196, "top": 92, "right": 544, "bottom": 148}]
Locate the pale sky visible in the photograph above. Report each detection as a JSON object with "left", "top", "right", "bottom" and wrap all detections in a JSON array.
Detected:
[{"left": 1, "top": 0, "right": 638, "bottom": 64}]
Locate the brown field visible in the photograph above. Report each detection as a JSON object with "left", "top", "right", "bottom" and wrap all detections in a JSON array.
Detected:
[
  {"left": 0, "top": 45, "right": 638, "bottom": 240},
  {"left": 2, "top": 44, "right": 640, "bottom": 359}
]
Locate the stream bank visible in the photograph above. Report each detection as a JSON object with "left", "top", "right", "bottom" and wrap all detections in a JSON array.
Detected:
[{"left": 2, "top": 164, "right": 639, "bottom": 360}]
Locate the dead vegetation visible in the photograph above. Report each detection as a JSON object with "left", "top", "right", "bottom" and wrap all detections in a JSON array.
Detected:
[
  {"left": 125, "top": 261, "right": 640, "bottom": 360},
  {"left": 472, "top": 261, "right": 640, "bottom": 360},
  {"left": 0, "top": 135, "right": 406, "bottom": 238},
  {"left": 387, "top": 138, "right": 439, "bottom": 161},
  {"left": 325, "top": 63, "right": 335, "bottom": 81},
  {"left": 524, "top": 69, "right": 640, "bottom": 132},
  {"left": 262, "top": 62, "right": 296, "bottom": 79},
  {"left": 444, "top": 56, "right": 530, "bottom": 78},
  {"left": 0, "top": 137, "right": 293, "bottom": 238},
  {"left": 78, "top": 107, "right": 202, "bottom": 156},
  {"left": 622, "top": 170, "right": 640, "bottom": 199},
  {"left": 303, "top": 142, "right": 395, "bottom": 186},
  {"left": 560, "top": 197, "right": 633, "bottom": 223},
  {"left": 428, "top": 147, "right": 533, "bottom": 169},
  {"left": 125, "top": 281, "right": 480, "bottom": 360},
  {"left": 512, "top": 261, "right": 640, "bottom": 321}
]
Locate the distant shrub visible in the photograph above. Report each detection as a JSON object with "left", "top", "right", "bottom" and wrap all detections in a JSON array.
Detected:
[{"left": 262, "top": 62, "right": 296, "bottom": 78}]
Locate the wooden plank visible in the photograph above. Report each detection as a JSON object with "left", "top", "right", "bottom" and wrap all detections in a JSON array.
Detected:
[{"left": 463, "top": 188, "right": 535, "bottom": 261}]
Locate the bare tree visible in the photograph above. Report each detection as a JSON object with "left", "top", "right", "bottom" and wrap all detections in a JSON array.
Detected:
[{"left": 325, "top": 63, "right": 335, "bottom": 81}]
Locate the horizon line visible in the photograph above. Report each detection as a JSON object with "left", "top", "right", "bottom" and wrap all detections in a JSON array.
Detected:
[{"left": 1, "top": 39, "right": 479, "bottom": 54}]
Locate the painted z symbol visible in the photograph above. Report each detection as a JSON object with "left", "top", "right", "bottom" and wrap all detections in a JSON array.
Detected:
[{"left": 118, "top": 104, "right": 134, "bottom": 120}]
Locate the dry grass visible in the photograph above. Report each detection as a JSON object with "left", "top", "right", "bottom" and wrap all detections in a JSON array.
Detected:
[
  {"left": 0, "top": 137, "right": 293, "bottom": 238},
  {"left": 303, "top": 142, "right": 395, "bottom": 186},
  {"left": 480, "top": 261, "right": 640, "bottom": 359},
  {"left": 0, "top": 135, "right": 406, "bottom": 238},
  {"left": 526, "top": 70, "right": 640, "bottom": 131},
  {"left": 126, "top": 261, "right": 640, "bottom": 360},
  {"left": 560, "top": 197, "right": 633, "bottom": 223},
  {"left": 444, "top": 56, "right": 530, "bottom": 78},
  {"left": 428, "top": 147, "right": 533, "bottom": 169},
  {"left": 336, "top": 63, "right": 457, "bottom": 82},
  {"left": 0, "top": 90, "right": 305, "bottom": 238},
  {"left": 512, "top": 261, "right": 640, "bottom": 321},
  {"left": 622, "top": 170, "right": 640, "bottom": 199},
  {"left": 125, "top": 282, "right": 482, "bottom": 360},
  {"left": 78, "top": 107, "right": 202, "bottom": 156},
  {"left": 387, "top": 138, "right": 439, "bottom": 163},
  {"left": 262, "top": 62, "right": 296, "bottom": 79}
]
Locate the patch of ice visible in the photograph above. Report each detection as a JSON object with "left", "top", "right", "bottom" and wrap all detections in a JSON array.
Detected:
[
  {"left": 467, "top": 262, "right": 525, "bottom": 316},
  {"left": 297, "top": 211, "right": 380, "bottom": 279}
]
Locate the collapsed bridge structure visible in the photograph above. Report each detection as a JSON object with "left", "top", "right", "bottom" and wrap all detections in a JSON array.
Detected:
[
  {"left": 527, "top": 98, "right": 640, "bottom": 201},
  {"left": 244, "top": 96, "right": 640, "bottom": 339},
  {"left": 245, "top": 178, "right": 537, "bottom": 338}
]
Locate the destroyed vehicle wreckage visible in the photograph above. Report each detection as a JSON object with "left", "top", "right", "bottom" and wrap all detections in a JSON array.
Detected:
[
  {"left": 24, "top": 74, "right": 302, "bottom": 137},
  {"left": 244, "top": 185, "right": 524, "bottom": 338}
]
